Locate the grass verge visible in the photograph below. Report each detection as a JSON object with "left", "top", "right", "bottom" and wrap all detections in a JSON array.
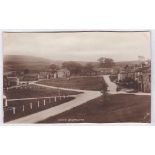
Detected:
[{"left": 40, "top": 94, "right": 151, "bottom": 123}]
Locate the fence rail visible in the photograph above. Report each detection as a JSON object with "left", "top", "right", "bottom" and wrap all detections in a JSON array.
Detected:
[
  {"left": 7, "top": 95, "right": 76, "bottom": 102},
  {"left": 3, "top": 95, "right": 75, "bottom": 122}
]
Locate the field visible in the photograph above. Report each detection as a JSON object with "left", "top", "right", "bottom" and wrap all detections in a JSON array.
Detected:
[
  {"left": 37, "top": 76, "right": 106, "bottom": 91},
  {"left": 4, "top": 84, "right": 80, "bottom": 99},
  {"left": 40, "top": 94, "right": 151, "bottom": 123}
]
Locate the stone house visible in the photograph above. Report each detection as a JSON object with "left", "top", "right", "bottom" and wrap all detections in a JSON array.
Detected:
[
  {"left": 118, "top": 70, "right": 127, "bottom": 81},
  {"left": 54, "top": 69, "right": 70, "bottom": 78},
  {"left": 135, "top": 66, "right": 151, "bottom": 93},
  {"left": 118, "top": 62, "right": 151, "bottom": 93},
  {"left": 143, "top": 70, "right": 151, "bottom": 93},
  {"left": 118, "top": 69, "right": 135, "bottom": 81}
]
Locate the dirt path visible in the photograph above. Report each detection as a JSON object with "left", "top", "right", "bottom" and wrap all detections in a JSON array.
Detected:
[
  {"left": 7, "top": 83, "right": 101, "bottom": 124},
  {"left": 103, "top": 75, "right": 117, "bottom": 93}
]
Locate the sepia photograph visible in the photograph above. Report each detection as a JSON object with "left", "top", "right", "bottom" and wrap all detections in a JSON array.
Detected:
[{"left": 3, "top": 31, "right": 151, "bottom": 124}]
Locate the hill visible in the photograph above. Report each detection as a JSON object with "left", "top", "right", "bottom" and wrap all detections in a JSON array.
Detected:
[
  {"left": 3, "top": 55, "right": 96, "bottom": 72},
  {"left": 3, "top": 55, "right": 141, "bottom": 72},
  {"left": 3, "top": 55, "right": 60, "bottom": 72}
]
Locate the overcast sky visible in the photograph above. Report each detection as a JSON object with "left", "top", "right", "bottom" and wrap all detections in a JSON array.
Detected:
[{"left": 3, "top": 31, "right": 151, "bottom": 62}]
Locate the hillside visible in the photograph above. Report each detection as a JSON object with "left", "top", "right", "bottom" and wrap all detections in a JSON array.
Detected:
[
  {"left": 3, "top": 55, "right": 96, "bottom": 72},
  {"left": 3, "top": 55, "right": 57, "bottom": 72},
  {"left": 3, "top": 55, "right": 141, "bottom": 72}
]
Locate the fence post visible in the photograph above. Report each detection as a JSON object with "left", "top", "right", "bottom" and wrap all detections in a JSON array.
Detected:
[
  {"left": 4, "top": 98, "right": 8, "bottom": 107},
  {"left": 12, "top": 107, "right": 16, "bottom": 115},
  {"left": 37, "top": 100, "right": 40, "bottom": 108},
  {"left": 22, "top": 105, "right": 25, "bottom": 112},
  {"left": 54, "top": 96, "right": 57, "bottom": 102},
  {"left": 44, "top": 99, "right": 46, "bottom": 106},
  {"left": 30, "top": 102, "right": 33, "bottom": 109},
  {"left": 49, "top": 98, "right": 51, "bottom": 103}
]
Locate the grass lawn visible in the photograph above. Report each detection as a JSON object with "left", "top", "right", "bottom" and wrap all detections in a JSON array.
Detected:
[
  {"left": 40, "top": 94, "right": 151, "bottom": 123},
  {"left": 4, "top": 84, "right": 80, "bottom": 99},
  {"left": 37, "top": 76, "right": 106, "bottom": 91}
]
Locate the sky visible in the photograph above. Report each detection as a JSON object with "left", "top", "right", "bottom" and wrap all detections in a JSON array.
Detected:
[{"left": 3, "top": 31, "right": 151, "bottom": 62}]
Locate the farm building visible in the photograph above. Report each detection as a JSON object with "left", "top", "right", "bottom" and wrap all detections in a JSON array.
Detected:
[{"left": 54, "top": 69, "right": 70, "bottom": 78}]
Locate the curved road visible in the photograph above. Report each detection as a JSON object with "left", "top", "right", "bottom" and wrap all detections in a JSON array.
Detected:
[{"left": 7, "top": 75, "right": 150, "bottom": 123}]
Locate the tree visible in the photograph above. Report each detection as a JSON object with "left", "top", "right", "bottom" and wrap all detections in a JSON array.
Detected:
[
  {"left": 49, "top": 64, "right": 59, "bottom": 73},
  {"left": 62, "top": 61, "right": 83, "bottom": 75},
  {"left": 85, "top": 62, "right": 93, "bottom": 70},
  {"left": 124, "top": 65, "right": 129, "bottom": 69},
  {"left": 24, "top": 69, "right": 30, "bottom": 74},
  {"left": 101, "top": 81, "right": 108, "bottom": 94},
  {"left": 82, "top": 62, "right": 94, "bottom": 75},
  {"left": 100, "top": 80, "right": 108, "bottom": 103},
  {"left": 98, "top": 57, "right": 106, "bottom": 67},
  {"left": 98, "top": 57, "right": 115, "bottom": 68}
]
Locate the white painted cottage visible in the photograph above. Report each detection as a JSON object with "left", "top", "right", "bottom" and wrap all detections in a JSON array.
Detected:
[{"left": 54, "top": 68, "right": 70, "bottom": 78}]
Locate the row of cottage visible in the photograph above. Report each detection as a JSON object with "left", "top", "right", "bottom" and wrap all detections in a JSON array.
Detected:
[
  {"left": 3, "top": 68, "right": 71, "bottom": 88},
  {"left": 117, "top": 62, "right": 151, "bottom": 93}
]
